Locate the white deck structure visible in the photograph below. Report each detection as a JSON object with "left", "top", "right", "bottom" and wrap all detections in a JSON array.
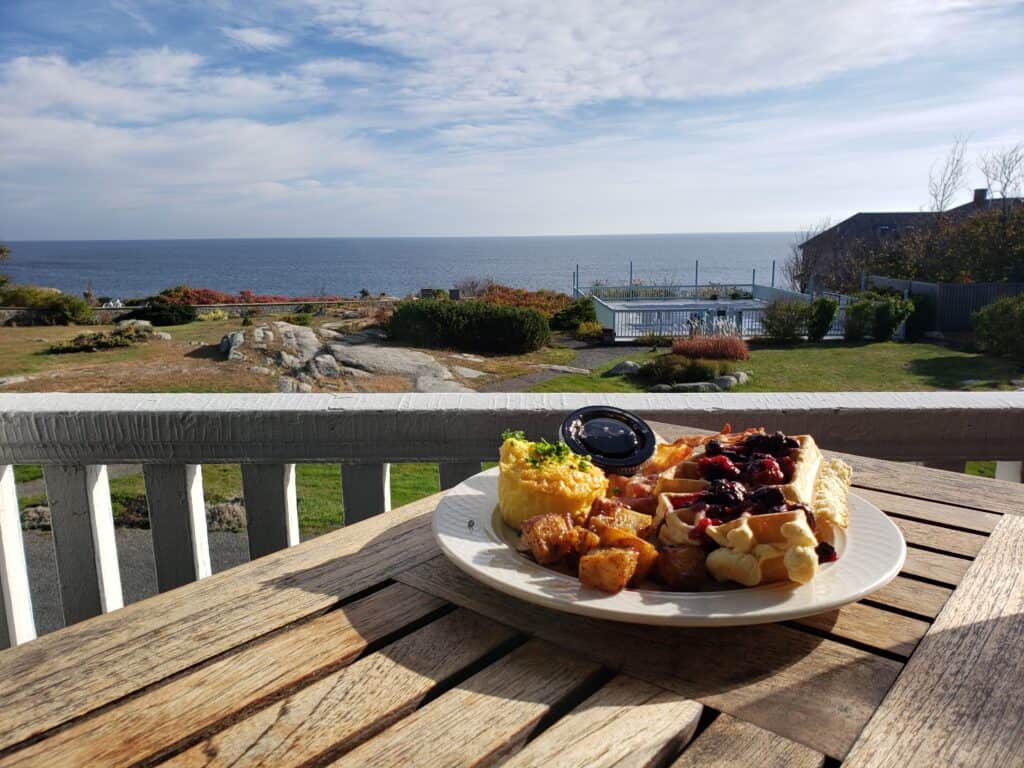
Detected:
[{"left": 1, "top": 391, "right": 1022, "bottom": 647}]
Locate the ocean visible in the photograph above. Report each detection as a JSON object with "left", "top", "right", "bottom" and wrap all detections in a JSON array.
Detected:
[{"left": 3, "top": 233, "right": 796, "bottom": 299}]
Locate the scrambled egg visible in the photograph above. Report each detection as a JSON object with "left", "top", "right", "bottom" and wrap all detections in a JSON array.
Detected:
[
  {"left": 498, "top": 436, "right": 608, "bottom": 530},
  {"left": 705, "top": 512, "right": 819, "bottom": 586}
]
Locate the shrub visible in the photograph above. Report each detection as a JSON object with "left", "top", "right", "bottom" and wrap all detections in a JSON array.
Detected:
[
  {"left": 197, "top": 309, "right": 230, "bottom": 322},
  {"left": 873, "top": 295, "right": 914, "bottom": 340},
  {"left": 157, "top": 285, "right": 346, "bottom": 304},
  {"left": 550, "top": 297, "right": 596, "bottom": 331},
  {"left": 387, "top": 299, "right": 550, "bottom": 353},
  {"left": 574, "top": 321, "right": 605, "bottom": 342},
  {"left": 844, "top": 299, "right": 874, "bottom": 341},
  {"left": 904, "top": 293, "right": 936, "bottom": 341},
  {"left": 974, "top": 294, "right": 1024, "bottom": 361},
  {"left": 282, "top": 313, "right": 313, "bottom": 326},
  {"left": 130, "top": 299, "right": 197, "bottom": 326},
  {"left": 47, "top": 325, "right": 147, "bottom": 354},
  {"left": 640, "top": 354, "right": 735, "bottom": 385},
  {"left": 0, "top": 285, "right": 94, "bottom": 325},
  {"left": 478, "top": 284, "right": 573, "bottom": 318},
  {"left": 671, "top": 334, "right": 749, "bottom": 360},
  {"left": 807, "top": 297, "right": 839, "bottom": 342},
  {"left": 762, "top": 300, "right": 809, "bottom": 344}
]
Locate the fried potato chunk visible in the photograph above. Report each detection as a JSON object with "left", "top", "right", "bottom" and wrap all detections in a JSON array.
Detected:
[
  {"left": 589, "top": 507, "right": 654, "bottom": 538},
  {"left": 589, "top": 519, "right": 659, "bottom": 583},
  {"left": 520, "top": 512, "right": 576, "bottom": 565},
  {"left": 657, "top": 546, "right": 707, "bottom": 590},
  {"left": 579, "top": 547, "right": 639, "bottom": 593}
]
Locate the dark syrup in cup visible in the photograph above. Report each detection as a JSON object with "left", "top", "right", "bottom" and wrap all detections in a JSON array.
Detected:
[{"left": 559, "top": 406, "right": 656, "bottom": 476}]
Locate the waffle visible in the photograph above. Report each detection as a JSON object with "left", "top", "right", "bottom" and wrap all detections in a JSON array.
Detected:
[
  {"left": 704, "top": 510, "right": 819, "bottom": 586},
  {"left": 674, "top": 434, "right": 822, "bottom": 505}
]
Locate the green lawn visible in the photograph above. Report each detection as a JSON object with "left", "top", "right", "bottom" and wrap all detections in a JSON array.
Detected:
[{"left": 532, "top": 341, "right": 1022, "bottom": 393}]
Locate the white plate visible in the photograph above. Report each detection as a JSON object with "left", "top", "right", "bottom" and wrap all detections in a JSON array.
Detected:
[{"left": 433, "top": 467, "right": 906, "bottom": 627}]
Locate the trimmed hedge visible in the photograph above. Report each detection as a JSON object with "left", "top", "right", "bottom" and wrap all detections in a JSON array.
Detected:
[
  {"left": 129, "top": 299, "right": 197, "bottom": 326},
  {"left": 807, "top": 297, "right": 838, "bottom": 342},
  {"left": 762, "top": 300, "right": 809, "bottom": 344},
  {"left": 388, "top": 299, "right": 550, "bottom": 353},
  {"left": 974, "top": 294, "right": 1024, "bottom": 361},
  {"left": 844, "top": 292, "right": 914, "bottom": 341}
]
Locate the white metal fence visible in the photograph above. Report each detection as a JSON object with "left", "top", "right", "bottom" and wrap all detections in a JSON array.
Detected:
[{"left": 1, "top": 391, "right": 1022, "bottom": 648}]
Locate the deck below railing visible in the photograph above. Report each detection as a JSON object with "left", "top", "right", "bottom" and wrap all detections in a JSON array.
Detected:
[{"left": 1, "top": 391, "right": 1023, "bottom": 647}]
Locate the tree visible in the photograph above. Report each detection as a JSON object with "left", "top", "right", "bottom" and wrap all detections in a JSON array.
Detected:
[
  {"left": 784, "top": 218, "right": 831, "bottom": 292},
  {"left": 978, "top": 142, "right": 1024, "bottom": 202},
  {"left": 928, "top": 136, "right": 969, "bottom": 212},
  {"left": 0, "top": 243, "right": 9, "bottom": 262}
]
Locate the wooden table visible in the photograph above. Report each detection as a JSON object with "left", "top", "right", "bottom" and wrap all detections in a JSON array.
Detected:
[{"left": 1, "top": 422, "right": 1022, "bottom": 767}]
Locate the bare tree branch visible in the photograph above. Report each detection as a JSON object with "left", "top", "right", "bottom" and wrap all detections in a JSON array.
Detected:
[
  {"left": 785, "top": 218, "right": 831, "bottom": 292},
  {"left": 978, "top": 142, "right": 1024, "bottom": 200},
  {"left": 928, "top": 135, "right": 969, "bottom": 212}
]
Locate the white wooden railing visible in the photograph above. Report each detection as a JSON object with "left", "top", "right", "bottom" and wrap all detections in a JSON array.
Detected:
[{"left": 1, "top": 391, "right": 1023, "bottom": 648}]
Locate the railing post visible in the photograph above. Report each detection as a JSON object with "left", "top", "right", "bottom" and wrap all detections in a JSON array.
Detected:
[
  {"left": 342, "top": 463, "right": 391, "bottom": 524},
  {"left": 995, "top": 461, "right": 1023, "bottom": 483},
  {"left": 0, "top": 465, "right": 35, "bottom": 648},
  {"left": 440, "top": 461, "right": 482, "bottom": 490},
  {"left": 240, "top": 464, "right": 299, "bottom": 559},
  {"left": 44, "top": 465, "right": 123, "bottom": 625},
  {"left": 143, "top": 464, "right": 212, "bottom": 591}
]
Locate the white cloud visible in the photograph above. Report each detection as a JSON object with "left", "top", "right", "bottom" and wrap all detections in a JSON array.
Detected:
[{"left": 222, "top": 26, "right": 291, "bottom": 50}]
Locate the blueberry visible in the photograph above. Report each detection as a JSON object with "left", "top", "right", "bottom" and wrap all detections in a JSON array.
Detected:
[{"left": 704, "top": 439, "right": 722, "bottom": 457}]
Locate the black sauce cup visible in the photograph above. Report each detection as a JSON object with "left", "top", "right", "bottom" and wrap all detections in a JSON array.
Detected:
[{"left": 559, "top": 406, "right": 656, "bottom": 476}]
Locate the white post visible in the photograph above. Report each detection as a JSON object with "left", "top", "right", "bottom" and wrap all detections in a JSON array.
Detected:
[
  {"left": 44, "top": 465, "right": 123, "bottom": 625},
  {"left": 995, "top": 461, "right": 1023, "bottom": 483},
  {"left": 143, "top": 464, "right": 212, "bottom": 591},
  {"left": 0, "top": 465, "right": 35, "bottom": 648},
  {"left": 241, "top": 464, "right": 300, "bottom": 559},
  {"left": 342, "top": 463, "right": 391, "bottom": 525}
]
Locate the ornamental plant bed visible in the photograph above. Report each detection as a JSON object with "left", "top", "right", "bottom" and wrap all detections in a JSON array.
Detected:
[{"left": 671, "top": 334, "right": 749, "bottom": 360}]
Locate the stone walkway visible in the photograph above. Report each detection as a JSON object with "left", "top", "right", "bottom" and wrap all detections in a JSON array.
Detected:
[{"left": 480, "top": 344, "right": 629, "bottom": 392}]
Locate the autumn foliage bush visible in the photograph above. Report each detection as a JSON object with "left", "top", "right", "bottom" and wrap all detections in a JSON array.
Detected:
[
  {"left": 477, "top": 284, "right": 572, "bottom": 318},
  {"left": 157, "top": 285, "right": 347, "bottom": 305},
  {"left": 671, "top": 335, "right": 749, "bottom": 360}
]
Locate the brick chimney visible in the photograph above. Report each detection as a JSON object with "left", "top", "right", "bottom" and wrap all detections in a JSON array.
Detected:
[{"left": 974, "top": 188, "right": 989, "bottom": 206}]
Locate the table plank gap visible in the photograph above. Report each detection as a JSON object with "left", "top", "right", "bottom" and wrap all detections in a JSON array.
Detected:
[
  {"left": 161, "top": 609, "right": 522, "bottom": 768},
  {"left": 791, "top": 601, "right": 929, "bottom": 659},
  {"left": 326, "top": 638, "right": 606, "bottom": 768},
  {"left": 502, "top": 674, "right": 703, "bottom": 768},
  {"left": 0, "top": 496, "right": 441, "bottom": 752},
  {"left": 844, "top": 514, "right": 1024, "bottom": 767},
  {"left": 0, "top": 583, "right": 449, "bottom": 768},
  {"left": 902, "top": 547, "right": 971, "bottom": 585},
  {"left": 853, "top": 487, "right": 1001, "bottom": 533},
  {"left": 858, "top": 575, "right": 952, "bottom": 619},
  {"left": 887, "top": 517, "right": 986, "bottom": 559},
  {"left": 396, "top": 557, "right": 901, "bottom": 759},
  {"left": 669, "top": 712, "right": 825, "bottom": 768}
]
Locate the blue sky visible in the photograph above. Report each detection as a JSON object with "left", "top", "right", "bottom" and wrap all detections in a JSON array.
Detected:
[{"left": 1, "top": 0, "right": 1023, "bottom": 239}]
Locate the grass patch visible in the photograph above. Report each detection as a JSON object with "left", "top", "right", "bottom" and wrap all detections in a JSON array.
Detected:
[{"left": 532, "top": 341, "right": 1021, "bottom": 393}]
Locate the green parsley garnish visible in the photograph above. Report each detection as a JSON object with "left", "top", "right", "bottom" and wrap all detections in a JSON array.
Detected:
[{"left": 501, "top": 429, "right": 526, "bottom": 442}]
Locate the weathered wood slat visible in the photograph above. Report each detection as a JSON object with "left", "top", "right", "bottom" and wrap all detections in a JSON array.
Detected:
[
  {"left": 0, "top": 494, "right": 440, "bottom": 752},
  {"left": 889, "top": 516, "right": 986, "bottom": 558},
  {"left": 166, "top": 609, "right": 517, "bottom": 768},
  {"left": 396, "top": 557, "right": 901, "bottom": 759},
  {"left": 0, "top": 583, "right": 447, "bottom": 768},
  {"left": 439, "top": 461, "right": 482, "bottom": 491},
  {"left": 792, "top": 601, "right": 929, "bottom": 658},
  {"left": 671, "top": 713, "right": 825, "bottom": 768},
  {"left": 42, "top": 464, "right": 123, "bottom": 625},
  {"left": 838, "top": 451, "right": 1024, "bottom": 516},
  {"left": 502, "top": 675, "right": 702, "bottom": 768},
  {"left": 852, "top": 487, "right": 1000, "bottom": 533},
  {"left": 844, "top": 515, "right": 1024, "bottom": 767},
  {"left": 862, "top": 576, "right": 951, "bottom": 618},
  {"left": 240, "top": 463, "right": 299, "bottom": 558},
  {"left": 342, "top": 463, "right": 391, "bottom": 523},
  {"left": 143, "top": 464, "right": 212, "bottom": 591},
  {"left": 0, "top": 465, "right": 35, "bottom": 648},
  {"left": 902, "top": 547, "right": 970, "bottom": 585},
  {"left": 329, "top": 639, "right": 603, "bottom": 768}
]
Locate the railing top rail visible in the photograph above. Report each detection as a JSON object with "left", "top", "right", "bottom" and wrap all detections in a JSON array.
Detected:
[{"left": 0, "top": 392, "right": 1022, "bottom": 463}]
